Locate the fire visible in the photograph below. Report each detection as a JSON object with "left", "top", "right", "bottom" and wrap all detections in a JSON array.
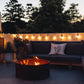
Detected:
[
  {"left": 34, "top": 56, "right": 39, "bottom": 60},
  {"left": 34, "top": 62, "right": 40, "bottom": 66},
  {"left": 20, "top": 59, "right": 29, "bottom": 65},
  {"left": 19, "top": 56, "right": 40, "bottom": 65}
]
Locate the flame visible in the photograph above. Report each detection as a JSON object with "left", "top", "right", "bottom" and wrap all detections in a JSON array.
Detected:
[
  {"left": 34, "top": 62, "right": 40, "bottom": 66},
  {"left": 20, "top": 59, "right": 29, "bottom": 65},
  {"left": 19, "top": 57, "right": 40, "bottom": 65},
  {"left": 34, "top": 56, "right": 39, "bottom": 60},
  {"left": 20, "top": 61, "right": 23, "bottom": 65}
]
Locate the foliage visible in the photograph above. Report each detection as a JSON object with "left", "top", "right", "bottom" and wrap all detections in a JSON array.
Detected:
[
  {"left": 5, "top": 42, "right": 14, "bottom": 53},
  {"left": 72, "top": 20, "right": 84, "bottom": 32},
  {"left": 14, "top": 37, "right": 29, "bottom": 50},
  {"left": 2, "top": 0, "right": 24, "bottom": 22},
  {"left": 14, "top": 37, "right": 23, "bottom": 49},
  {"left": 2, "top": 0, "right": 83, "bottom": 33},
  {"left": 2, "top": 22, "right": 16, "bottom": 33},
  {"left": 65, "top": 3, "right": 81, "bottom": 23},
  {"left": 23, "top": 39, "right": 30, "bottom": 44},
  {"left": 27, "top": 0, "right": 72, "bottom": 33}
]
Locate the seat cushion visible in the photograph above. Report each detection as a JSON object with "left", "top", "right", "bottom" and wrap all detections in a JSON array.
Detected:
[
  {"left": 24, "top": 54, "right": 81, "bottom": 63},
  {"left": 65, "top": 43, "right": 84, "bottom": 55},
  {"left": 31, "top": 42, "right": 51, "bottom": 54}
]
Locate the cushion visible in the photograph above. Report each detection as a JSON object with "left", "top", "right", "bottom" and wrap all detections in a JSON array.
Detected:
[
  {"left": 49, "top": 43, "right": 67, "bottom": 55},
  {"left": 25, "top": 54, "right": 81, "bottom": 63},
  {"left": 56, "top": 43, "right": 67, "bottom": 55},
  {"left": 65, "top": 43, "right": 84, "bottom": 55},
  {"left": 31, "top": 42, "right": 51, "bottom": 54},
  {"left": 49, "top": 43, "right": 57, "bottom": 55}
]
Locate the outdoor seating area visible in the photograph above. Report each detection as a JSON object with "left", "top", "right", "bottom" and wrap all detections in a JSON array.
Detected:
[
  {"left": 0, "top": 34, "right": 84, "bottom": 83},
  {"left": 0, "top": 0, "right": 84, "bottom": 84},
  {"left": 20, "top": 41, "right": 84, "bottom": 68}
]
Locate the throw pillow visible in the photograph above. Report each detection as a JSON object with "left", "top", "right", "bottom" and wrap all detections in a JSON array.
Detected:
[
  {"left": 49, "top": 43, "right": 57, "bottom": 55},
  {"left": 56, "top": 43, "right": 67, "bottom": 55},
  {"left": 49, "top": 43, "right": 67, "bottom": 55}
]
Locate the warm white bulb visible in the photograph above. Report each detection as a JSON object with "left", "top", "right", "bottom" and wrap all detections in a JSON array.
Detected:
[
  {"left": 45, "top": 36, "right": 49, "bottom": 40},
  {"left": 0, "top": 35, "right": 2, "bottom": 38},
  {"left": 76, "top": 34, "right": 80, "bottom": 38},
  {"left": 13, "top": 34, "right": 16, "bottom": 38},
  {"left": 38, "top": 36, "right": 41, "bottom": 40},
  {"left": 53, "top": 36, "right": 56, "bottom": 40},
  {"left": 25, "top": 36, "right": 29, "bottom": 39},
  {"left": 19, "top": 35, "right": 23, "bottom": 39},
  {"left": 61, "top": 35, "right": 64, "bottom": 39},
  {"left": 31, "top": 36, "right": 35, "bottom": 39}
]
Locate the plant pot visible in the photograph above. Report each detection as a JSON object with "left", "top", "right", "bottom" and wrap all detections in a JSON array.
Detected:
[{"left": 4, "top": 53, "right": 14, "bottom": 62}]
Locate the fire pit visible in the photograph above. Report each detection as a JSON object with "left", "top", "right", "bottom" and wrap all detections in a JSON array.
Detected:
[{"left": 15, "top": 57, "right": 50, "bottom": 80}]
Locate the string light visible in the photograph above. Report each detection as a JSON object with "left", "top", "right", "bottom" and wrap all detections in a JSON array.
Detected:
[
  {"left": 0, "top": 35, "right": 2, "bottom": 38},
  {"left": 61, "top": 34, "right": 64, "bottom": 39},
  {"left": 38, "top": 36, "right": 42, "bottom": 40},
  {"left": 19, "top": 35, "right": 23, "bottom": 39},
  {"left": 0, "top": 33, "right": 83, "bottom": 41},
  {"left": 25, "top": 36, "right": 29, "bottom": 39},
  {"left": 45, "top": 36, "right": 49, "bottom": 40},
  {"left": 76, "top": 33, "right": 80, "bottom": 39},
  {"left": 12, "top": 34, "right": 16, "bottom": 38},
  {"left": 68, "top": 36, "right": 71, "bottom": 40},
  {"left": 53, "top": 36, "right": 56, "bottom": 40},
  {"left": 31, "top": 35, "right": 35, "bottom": 40}
]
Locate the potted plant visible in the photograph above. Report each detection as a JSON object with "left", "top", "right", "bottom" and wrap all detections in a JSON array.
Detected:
[
  {"left": 14, "top": 37, "right": 30, "bottom": 59},
  {"left": 4, "top": 42, "right": 15, "bottom": 62},
  {"left": 14, "top": 37, "right": 24, "bottom": 59}
]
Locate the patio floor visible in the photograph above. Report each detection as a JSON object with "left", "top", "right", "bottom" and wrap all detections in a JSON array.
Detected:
[{"left": 0, "top": 63, "right": 84, "bottom": 84}]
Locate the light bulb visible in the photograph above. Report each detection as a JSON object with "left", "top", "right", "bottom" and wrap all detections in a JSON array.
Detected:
[
  {"left": 19, "top": 35, "right": 23, "bottom": 39},
  {"left": 76, "top": 34, "right": 80, "bottom": 38},
  {"left": 31, "top": 36, "right": 35, "bottom": 40},
  {"left": 38, "top": 36, "right": 41, "bottom": 40},
  {"left": 61, "top": 34, "right": 64, "bottom": 39},
  {"left": 25, "top": 36, "right": 29, "bottom": 39},
  {"left": 53, "top": 36, "right": 56, "bottom": 40},
  {"left": 45, "top": 36, "right": 49, "bottom": 40},
  {"left": 68, "top": 36, "right": 71, "bottom": 39},
  {"left": 13, "top": 34, "right": 16, "bottom": 38}
]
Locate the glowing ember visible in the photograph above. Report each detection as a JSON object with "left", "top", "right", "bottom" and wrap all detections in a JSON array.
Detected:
[
  {"left": 34, "top": 56, "right": 39, "bottom": 60},
  {"left": 19, "top": 59, "right": 29, "bottom": 65},
  {"left": 34, "top": 62, "right": 40, "bottom": 66},
  {"left": 19, "top": 57, "right": 40, "bottom": 65},
  {"left": 17, "top": 57, "right": 49, "bottom": 66}
]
